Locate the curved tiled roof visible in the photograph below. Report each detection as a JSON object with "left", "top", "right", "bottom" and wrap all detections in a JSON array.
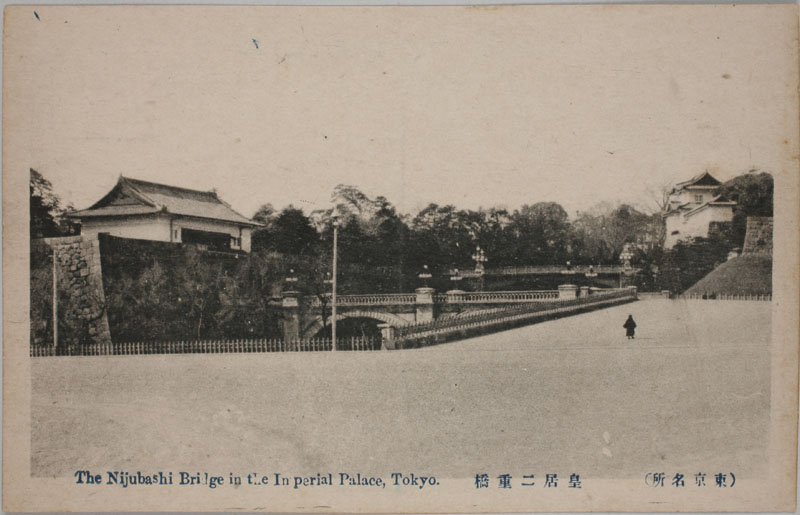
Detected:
[
  {"left": 672, "top": 171, "right": 723, "bottom": 192},
  {"left": 68, "top": 176, "right": 259, "bottom": 226}
]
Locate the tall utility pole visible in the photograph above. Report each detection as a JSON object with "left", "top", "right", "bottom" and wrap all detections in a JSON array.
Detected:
[
  {"left": 331, "top": 217, "right": 339, "bottom": 352},
  {"left": 52, "top": 246, "right": 58, "bottom": 350}
]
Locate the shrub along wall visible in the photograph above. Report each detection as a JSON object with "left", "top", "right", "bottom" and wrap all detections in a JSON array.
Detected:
[
  {"left": 657, "top": 222, "right": 739, "bottom": 294},
  {"left": 98, "top": 234, "right": 284, "bottom": 342}
]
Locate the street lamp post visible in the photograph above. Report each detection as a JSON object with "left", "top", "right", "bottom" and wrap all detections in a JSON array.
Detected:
[
  {"left": 331, "top": 217, "right": 340, "bottom": 352},
  {"left": 52, "top": 246, "right": 58, "bottom": 351},
  {"left": 322, "top": 271, "right": 333, "bottom": 329}
]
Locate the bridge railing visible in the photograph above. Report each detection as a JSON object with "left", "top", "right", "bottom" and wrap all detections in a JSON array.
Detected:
[
  {"left": 31, "top": 336, "right": 381, "bottom": 357},
  {"left": 308, "top": 293, "right": 417, "bottom": 307},
  {"left": 391, "top": 287, "right": 637, "bottom": 346},
  {"left": 309, "top": 290, "right": 563, "bottom": 307},
  {"left": 436, "top": 290, "right": 559, "bottom": 303}
]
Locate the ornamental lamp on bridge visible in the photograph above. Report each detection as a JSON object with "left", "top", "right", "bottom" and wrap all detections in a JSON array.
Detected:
[
  {"left": 472, "top": 246, "right": 488, "bottom": 291},
  {"left": 472, "top": 246, "right": 487, "bottom": 274},
  {"left": 285, "top": 269, "right": 299, "bottom": 286},
  {"left": 418, "top": 264, "right": 433, "bottom": 288},
  {"left": 619, "top": 244, "right": 634, "bottom": 270}
]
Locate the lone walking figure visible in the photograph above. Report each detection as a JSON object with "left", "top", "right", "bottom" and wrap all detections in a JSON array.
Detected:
[{"left": 623, "top": 314, "right": 637, "bottom": 340}]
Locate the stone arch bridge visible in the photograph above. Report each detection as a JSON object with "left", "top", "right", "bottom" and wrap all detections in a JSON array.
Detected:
[{"left": 280, "top": 285, "right": 589, "bottom": 340}]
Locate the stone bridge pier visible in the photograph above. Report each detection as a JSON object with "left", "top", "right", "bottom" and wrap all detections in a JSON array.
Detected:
[
  {"left": 280, "top": 284, "right": 586, "bottom": 342},
  {"left": 281, "top": 287, "right": 440, "bottom": 341},
  {"left": 280, "top": 290, "right": 302, "bottom": 344}
]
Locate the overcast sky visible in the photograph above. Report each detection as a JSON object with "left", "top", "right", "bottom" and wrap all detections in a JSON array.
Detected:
[{"left": 5, "top": 5, "right": 797, "bottom": 219}]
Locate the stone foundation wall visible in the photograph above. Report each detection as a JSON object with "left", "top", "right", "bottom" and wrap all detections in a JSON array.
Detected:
[
  {"left": 742, "top": 216, "right": 773, "bottom": 255},
  {"left": 32, "top": 235, "right": 112, "bottom": 349}
]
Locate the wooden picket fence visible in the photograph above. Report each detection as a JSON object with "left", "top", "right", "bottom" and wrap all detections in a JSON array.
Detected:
[{"left": 30, "top": 336, "right": 380, "bottom": 357}]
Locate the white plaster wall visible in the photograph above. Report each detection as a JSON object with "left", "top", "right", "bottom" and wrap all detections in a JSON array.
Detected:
[
  {"left": 682, "top": 207, "right": 733, "bottom": 237},
  {"left": 81, "top": 216, "right": 172, "bottom": 242},
  {"left": 669, "top": 188, "right": 714, "bottom": 207},
  {"left": 81, "top": 216, "right": 253, "bottom": 252},
  {"left": 173, "top": 218, "right": 252, "bottom": 252},
  {"left": 664, "top": 206, "right": 734, "bottom": 248},
  {"left": 241, "top": 227, "right": 252, "bottom": 253}
]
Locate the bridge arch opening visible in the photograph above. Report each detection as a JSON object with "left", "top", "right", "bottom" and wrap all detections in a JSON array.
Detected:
[
  {"left": 301, "top": 311, "right": 409, "bottom": 340},
  {"left": 312, "top": 317, "right": 381, "bottom": 339}
]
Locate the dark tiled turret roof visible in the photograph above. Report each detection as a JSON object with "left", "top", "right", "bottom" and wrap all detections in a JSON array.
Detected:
[{"left": 68, "top": 176, "right": 258, "bottom": 226}]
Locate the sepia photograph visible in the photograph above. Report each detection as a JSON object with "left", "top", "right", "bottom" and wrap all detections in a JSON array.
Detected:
[{"left": 3, "top": 4, "right": 798, "bottom": 512}]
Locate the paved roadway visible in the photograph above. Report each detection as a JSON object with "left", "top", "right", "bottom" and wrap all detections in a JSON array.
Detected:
[{"left": 32, "top": 299, "right": 770, "bottom": 480}]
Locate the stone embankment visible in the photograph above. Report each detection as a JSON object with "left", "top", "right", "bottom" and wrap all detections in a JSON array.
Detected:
[
  {"left": 32, "top": 235, "right": 112, "bottom": 348},
  {"left": 742, "top": 216, "right": 773, "bottom": 255}
]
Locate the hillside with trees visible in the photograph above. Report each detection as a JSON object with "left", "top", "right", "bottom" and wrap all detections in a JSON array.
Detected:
[{"left": 684, "top": 254, "right": 772, "bottom": 296}]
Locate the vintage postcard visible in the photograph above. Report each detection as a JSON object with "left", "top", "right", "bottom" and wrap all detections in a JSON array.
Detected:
[{"left": 3, "top": 4, "right": 798, "bottom": 512}]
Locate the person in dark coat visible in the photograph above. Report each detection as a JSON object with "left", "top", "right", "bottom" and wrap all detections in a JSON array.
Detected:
[{"left": 623, "top": 315, "right": 637, "bottom": 339}]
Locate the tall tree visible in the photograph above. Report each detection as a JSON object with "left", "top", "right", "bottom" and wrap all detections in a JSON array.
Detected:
[
  {"left": 372, "top": 197, "right": 410, "bottom": 267},
  {"left": 411, "top": 203, "right": 473, "bottom": 271},
  {"left": 269, "top": 206, "right": 320, "bottom": 256},
  {"left": 250, "top": 203, "right": 277, "bottom": 252},
  {"left": 510, "top": 202, "right": 571, "bottom": 265},
  {"left": 252, "top": 203, "right": 278, "bottom": 227},
  {"left": 30, "top": 168, "right": 68, "bottom": 238},
  {"left": 571, "top": 202, "right": 657, "bottom": 264},
  {"left": 715, "top": 170, "right": 773, "bottom": 246}
]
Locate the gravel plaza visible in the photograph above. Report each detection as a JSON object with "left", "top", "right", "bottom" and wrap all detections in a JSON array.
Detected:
[{"left": 32, "top": 298, "right": 770, "bottom": 481}]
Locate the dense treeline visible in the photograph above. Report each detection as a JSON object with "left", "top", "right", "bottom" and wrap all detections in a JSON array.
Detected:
[
  {"left": 249, "top": 184, "right": 663, "bottom": 281},
  {"left": 241, "top": 175, "right": 771, "bottom": 293}
]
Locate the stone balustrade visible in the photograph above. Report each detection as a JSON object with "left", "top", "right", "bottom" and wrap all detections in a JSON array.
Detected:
[
  {"left": 308, "top": 293, "right": 417, "bottom": 307},
  {"left": 439, "top": 290, "right": 559, "bottom": 303},
  {"left": 309, "top": 290, "right": 561, "bottom": 307}
]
